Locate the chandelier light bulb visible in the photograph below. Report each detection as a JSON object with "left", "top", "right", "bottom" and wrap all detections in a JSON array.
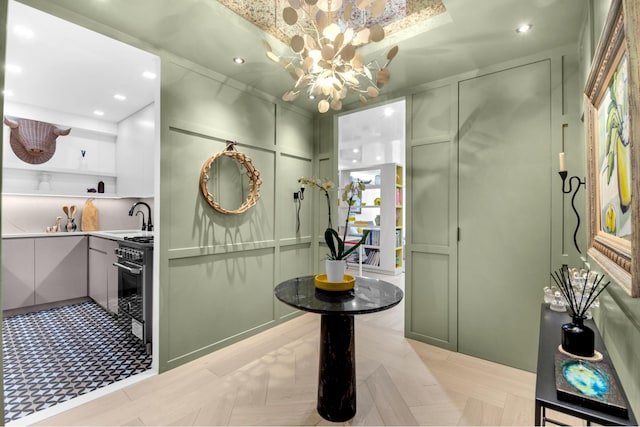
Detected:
[{"left": 264, "top": 0, "right": 399, "bottom": 113}]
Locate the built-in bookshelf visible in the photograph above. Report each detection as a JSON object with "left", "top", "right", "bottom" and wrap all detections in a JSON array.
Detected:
[{"left": 339, "top": 163, "right": 403, "bottom": 275}]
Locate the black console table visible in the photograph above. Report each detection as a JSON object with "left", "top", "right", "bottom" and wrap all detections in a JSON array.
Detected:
[
  {"left": 535, "top": 304, "right": 637, "bottom": 425},
  {"left": 274, "top": 276, "right": 403, "bottom": 422}
]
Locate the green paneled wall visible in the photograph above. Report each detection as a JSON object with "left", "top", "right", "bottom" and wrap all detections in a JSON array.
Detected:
[
  {"left": 165, "top": 129, "right": 276, "bottom": 251},
  {"left": 406, "top": 51, "right": 574, "bottom": 369},
  {"left": 592, "top": 280, "right": 640, "bottom": 417},
  {"left": 410, "top": 85, "right": 451, "bottom": 140},
  {"left": 160, "top": 60, "right": 315, "bottom": 371},
  {"left": 166, "top": 249, "right": 275, "bottom": 362},
  {"left": 410, "top": 252, "right": 450, "bottom": 343},
  {"left": 279, "top": 155, "right": 313, "bottom": 241},
  {"left": 405, "top": 84, "right": 458, "bottom": 351},
  {"left": 279, "top": 244, "right": 312, "bottom": 319},
  {"left": 411, "top": 142, "right": 450, "bottom": 246}
]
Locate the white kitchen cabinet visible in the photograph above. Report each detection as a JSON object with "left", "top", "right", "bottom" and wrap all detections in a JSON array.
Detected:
[
  {"left": 88, "top": 236, "right": 118, "bottom": 313},
  {"left": 34, "top": 236, "right": 88, "bottom": 304},
  {"left": 116, "top": 104, "right": 155, "bottom": 197},
  {"left": 2, "top": 238, "right": 36, "bottom": 310}
]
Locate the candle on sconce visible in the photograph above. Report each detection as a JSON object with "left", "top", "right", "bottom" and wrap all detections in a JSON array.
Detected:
[{"left": 559, "top": 152, "right": 567, "bottom": 172}]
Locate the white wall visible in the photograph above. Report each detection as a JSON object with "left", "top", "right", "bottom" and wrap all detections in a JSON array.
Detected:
[{"left": 1, "top": 195, "right": 153, "bottom": 234}]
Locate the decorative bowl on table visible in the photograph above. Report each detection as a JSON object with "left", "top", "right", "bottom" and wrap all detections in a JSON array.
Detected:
[{"left": 314, "top": 274, "right": 355, "bottom": 292}]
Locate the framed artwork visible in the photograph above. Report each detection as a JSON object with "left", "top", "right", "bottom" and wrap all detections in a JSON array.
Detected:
[{"left": 585, "top": 0, "right": 640, "bottom": 297}]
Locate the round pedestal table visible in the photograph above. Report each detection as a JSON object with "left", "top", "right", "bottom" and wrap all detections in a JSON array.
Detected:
[{"left": 274, "top": 275, "right": 403, "bottom": 422}]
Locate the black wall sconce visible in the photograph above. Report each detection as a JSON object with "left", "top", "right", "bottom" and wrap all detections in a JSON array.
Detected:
[
  {"left": 559, "top": 150, "right": 586, "bottom": 254},
  {"left": 294, "top": 186, "right": 305, "bottom": 233}
]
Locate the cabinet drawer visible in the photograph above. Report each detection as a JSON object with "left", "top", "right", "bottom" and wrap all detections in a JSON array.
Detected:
[{"left": 89, "top": 236, "right": 118, "bottom": 253}]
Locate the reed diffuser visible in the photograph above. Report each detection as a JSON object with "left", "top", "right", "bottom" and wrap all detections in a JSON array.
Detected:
[{"left": 551, "top": 266, "right": 610, "bottom": 357}]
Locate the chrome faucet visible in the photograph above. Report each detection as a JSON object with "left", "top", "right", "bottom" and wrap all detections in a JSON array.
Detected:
[{"left": 129, "top": 202, "right": 153, "bottom": 232}]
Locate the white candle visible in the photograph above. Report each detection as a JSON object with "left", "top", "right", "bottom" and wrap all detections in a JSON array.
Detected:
[{"left": 559, "top": 152, "right": 566, "bottom": 172}]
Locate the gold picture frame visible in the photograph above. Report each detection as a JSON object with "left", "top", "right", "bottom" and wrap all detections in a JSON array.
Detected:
[{"left": 585, "top": 0, "right": 639, "bottom": 297}]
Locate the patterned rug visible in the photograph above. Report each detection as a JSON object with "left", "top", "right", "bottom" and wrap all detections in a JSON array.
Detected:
[{"left": 3, "top": 301, "right": 152, "bottom": 423}]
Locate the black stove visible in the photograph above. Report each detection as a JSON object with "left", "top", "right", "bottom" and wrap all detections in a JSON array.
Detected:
[{"left": 115, "top": 235, "right": 153, "bottom": 354}]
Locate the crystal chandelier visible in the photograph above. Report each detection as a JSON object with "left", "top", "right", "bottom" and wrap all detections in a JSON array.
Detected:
[{"left": 263, "top": 0, "right": 399, "bottom": 113}]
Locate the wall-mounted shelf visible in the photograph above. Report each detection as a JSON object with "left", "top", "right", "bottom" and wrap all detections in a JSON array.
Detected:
[
  {"left": 2, "top": 192, "right": 151, "bottom": 199},
  {"left": 4, "top": 166, "right": 116, "bottom": 177}
]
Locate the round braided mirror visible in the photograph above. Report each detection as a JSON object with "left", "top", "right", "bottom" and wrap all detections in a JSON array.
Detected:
[{"left": 200, "top": 143, "right": 261, "bottom": 214}]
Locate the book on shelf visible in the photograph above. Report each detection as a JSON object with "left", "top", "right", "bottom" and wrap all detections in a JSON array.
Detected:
[
  {"left": 395, "top": 188, "right": 402, "bottom": 205},
  {"left": 366, "top": 229, "right": 381, "bottom": 246},
  {"left": 364, "top": 248, "right": 380, "bottom": 266}
]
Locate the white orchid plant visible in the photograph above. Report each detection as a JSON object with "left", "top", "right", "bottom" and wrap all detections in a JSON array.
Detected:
[{"left": 299, "top": 176, "right": 370, "bottom": 261}]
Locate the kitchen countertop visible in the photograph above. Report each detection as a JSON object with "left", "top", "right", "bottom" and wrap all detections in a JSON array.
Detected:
[{"left": 2, "top": 230, "right": 153, "bottom": 241}]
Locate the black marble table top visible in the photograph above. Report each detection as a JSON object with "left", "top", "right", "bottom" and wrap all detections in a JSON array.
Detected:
[{"left": 275, "top": 275, "right": 403, "bottom": 315}]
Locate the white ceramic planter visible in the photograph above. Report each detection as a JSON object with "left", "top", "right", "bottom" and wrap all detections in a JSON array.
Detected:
[{"left": 325, "top": 259, "right": 346, "bottom": 282}]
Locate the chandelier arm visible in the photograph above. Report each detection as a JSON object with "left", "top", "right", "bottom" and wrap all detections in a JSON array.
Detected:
[{"left": 298, "top": 2, "right": 323, "bottom": 48}]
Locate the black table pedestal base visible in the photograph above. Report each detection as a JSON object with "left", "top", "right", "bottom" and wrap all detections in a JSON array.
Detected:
[{"left": 317, "top": 314, "right": 355, "bottom": 422}]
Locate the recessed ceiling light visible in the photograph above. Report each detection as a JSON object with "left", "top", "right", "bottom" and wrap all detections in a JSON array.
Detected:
[
  {"left": 376, "top": 156, "right": 382, "bottom": 161},
  {"left": 113, "top": 94, "right": 127, "bottom": 101},
  {"left": 516, "top": 24, "right": 532, "bottom": 34},
  {"left": 353, "top": 148, "right": 359, "bottom": 153},
  {"left": 5, "top": 64, "right": 22, "bottom": 74},
  {"left": 384, "top": 107, "right": 394, "bottom": 117},
  {"left": 13, "top": 25, "right": 34, "bottom": 39},
  {"left": 232, "top": 56, "right": 245, "bottom": 64},
  {"left": 93, "top": 110, "right": 105, "bottom": 116},
  {"left": 3, "top": 90, "right": 14, "bottom": 97},
  {"left": 142, "top": 71, "right": 157, "bottom": 79},
  {"left": 352, "top": 159, "right": 357, "bottom": 164}
]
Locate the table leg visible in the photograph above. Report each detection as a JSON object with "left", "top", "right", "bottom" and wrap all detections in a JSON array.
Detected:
[
  {"left": 318, "top": 314, "right": 356, "bottom": 422},
  {"left": 535, "top": 401, "right": 542, "bottom": 426}
]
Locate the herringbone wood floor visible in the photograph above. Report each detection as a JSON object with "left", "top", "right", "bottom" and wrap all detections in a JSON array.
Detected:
[{"left": 34, "top": 273, "right": 581, "bottom": 426}]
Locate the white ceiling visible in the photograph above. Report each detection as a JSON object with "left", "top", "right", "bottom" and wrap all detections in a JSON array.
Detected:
[
  {"left": 4, "top": 1, "right": 159, "bottom": 124},
  {"left": 338, "top": 99, "right": 406, "bottom": 170}
]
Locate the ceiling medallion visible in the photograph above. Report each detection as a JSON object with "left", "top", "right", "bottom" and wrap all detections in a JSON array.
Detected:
[{"left": 263, "top": 0, "right": 399, "bottom": 113}]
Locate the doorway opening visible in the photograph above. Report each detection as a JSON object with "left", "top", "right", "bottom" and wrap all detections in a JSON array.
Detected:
[
  {"left": 337, "top": 99, "right": 406, "bottom": 278},
  {"left": 2, "top": 1, "right": 160, "bottom": 423}
]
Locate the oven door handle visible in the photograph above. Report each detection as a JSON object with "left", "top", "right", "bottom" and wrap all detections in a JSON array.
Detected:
[{"left": 113, "top": 262, "right": 142, "bottom": 275}]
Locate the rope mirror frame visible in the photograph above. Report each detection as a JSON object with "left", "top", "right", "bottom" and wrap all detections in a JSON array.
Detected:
[{"left": 200, "top": 141, "right": 262, "bottom": 214}]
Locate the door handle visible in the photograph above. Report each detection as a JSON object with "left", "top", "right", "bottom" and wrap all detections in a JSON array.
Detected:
[{"left": 113, "top": 262, "right": 142, "bottom": 274}]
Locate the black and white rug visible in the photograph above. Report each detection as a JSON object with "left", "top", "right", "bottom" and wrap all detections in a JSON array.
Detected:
[{"left": 3, "top": 301, "right": 152, "bottom": 423}]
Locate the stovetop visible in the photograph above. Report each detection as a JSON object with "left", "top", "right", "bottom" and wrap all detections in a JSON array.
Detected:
[{"left": 124, "top": 235, "right": 154, "bottom": 244}]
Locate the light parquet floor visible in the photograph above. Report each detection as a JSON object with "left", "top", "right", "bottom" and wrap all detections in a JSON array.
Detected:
[{"left": 34, "top": 273, "right": 581, "bottom": 426}]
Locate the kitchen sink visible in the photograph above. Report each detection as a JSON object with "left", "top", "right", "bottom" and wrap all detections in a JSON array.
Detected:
[{"left": 95, "top": 230, "right": 153, "bottom": 239}]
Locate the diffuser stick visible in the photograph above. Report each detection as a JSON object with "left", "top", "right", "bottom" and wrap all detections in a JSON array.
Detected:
[{"left": 575, "top": 269, "right": 589, "bottom": 315}]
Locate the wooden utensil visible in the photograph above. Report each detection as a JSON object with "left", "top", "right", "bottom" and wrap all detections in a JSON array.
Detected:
[
  {"left": 62, "top": 205, "right": 69, "bottom": 217},
  {"left": 70, "top": 205, "right": 77, "bottom": 219}
]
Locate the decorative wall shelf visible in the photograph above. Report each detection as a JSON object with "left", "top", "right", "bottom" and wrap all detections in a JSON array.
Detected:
[{"left": 4, "top": 166, "right": 116, "bottom": 178}]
